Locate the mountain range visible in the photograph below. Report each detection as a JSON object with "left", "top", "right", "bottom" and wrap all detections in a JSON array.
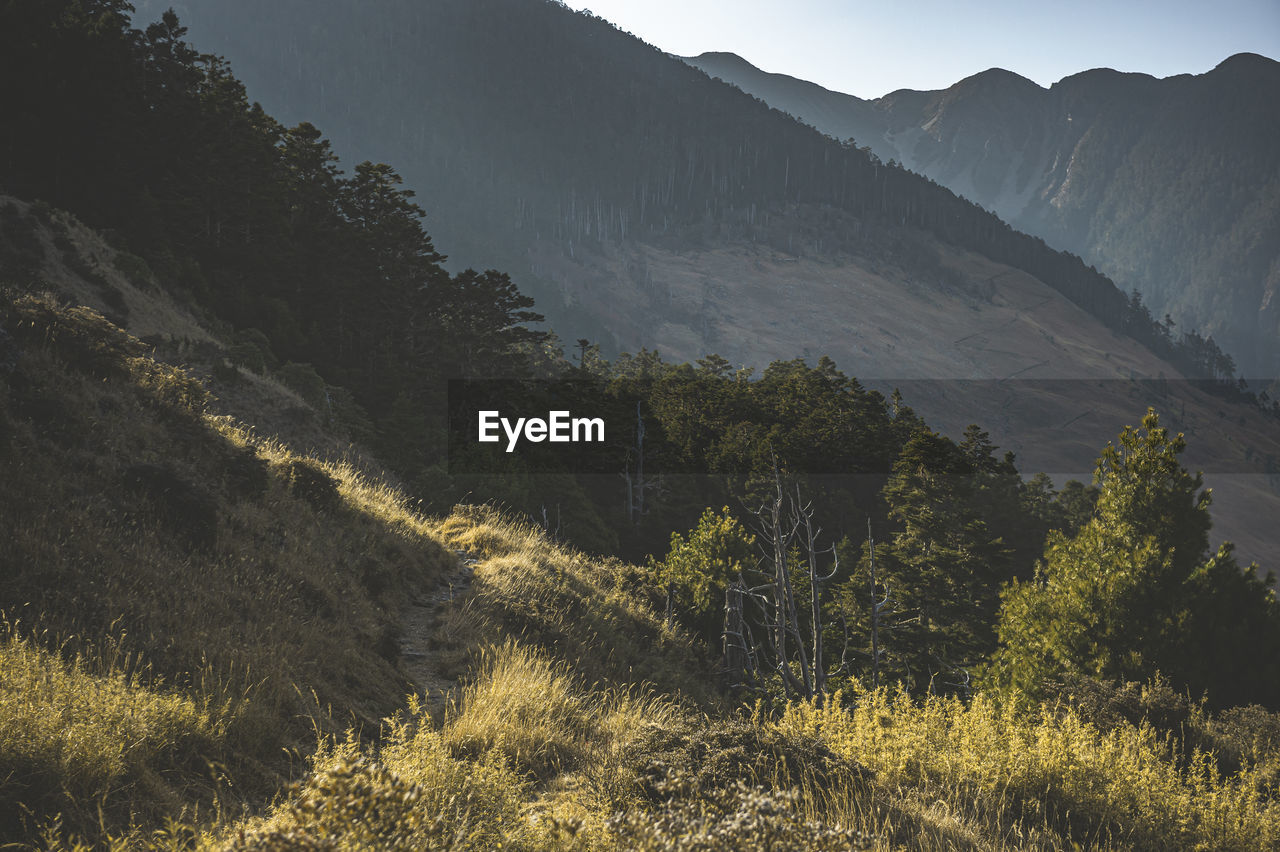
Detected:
[
  {"left": 137, "top": 0, "right": 1280, "bottom": 560},
  {"left": 686, "top": 50, "right": 1280, "bottom": 378}
]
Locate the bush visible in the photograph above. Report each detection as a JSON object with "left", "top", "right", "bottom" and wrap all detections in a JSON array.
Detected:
[
  {"left": 227, "top": 340, "right": 268, "bottom": 374},
  {"left": 283, "top": 458, "right": 341, "bottom": 511},
  {"left": 219, "top": 705, "right": 529, "bottom": 851},
  {"left": 111, "top": 251, "right": 153, "bottom": 287},
  {"left": 617, "top": 715, "right": 870, "bottom": 806},
  {"left": 605, "top": 779, "right": 874, "bottom": 851},
  {"left": 276, "top": 362, "right": 327, "bottom": 410},
  {"left": 5, "top": 293, "right": 143, "bottom": 379}
]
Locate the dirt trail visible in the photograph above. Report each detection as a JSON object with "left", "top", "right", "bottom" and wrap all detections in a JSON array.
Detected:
[{"left": 398, "top": 549, "right": 479, "bottom": 711}]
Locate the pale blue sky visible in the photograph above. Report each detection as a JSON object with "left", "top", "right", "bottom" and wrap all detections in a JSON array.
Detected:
[{"left": 562, "top": 0, "right": 1280, "bottom": 97}]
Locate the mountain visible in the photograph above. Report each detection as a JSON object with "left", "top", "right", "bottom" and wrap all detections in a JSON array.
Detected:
[
  {"left": 143, "top": 1, "right": 1158, "bottom": 349},
  {"left": 135, "top": 0, "right": 1280, "bottom": 559},
  {"left": 685, "top": 51, "right": 1280, "bottom": 378}
]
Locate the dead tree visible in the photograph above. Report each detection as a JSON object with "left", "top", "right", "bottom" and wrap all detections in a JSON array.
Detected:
[
  {"left": 744, "top": 458, "right": 850, "bottom": 704},
  {"left": 622, "top": 401, "right": 661, "bottom": 525}
]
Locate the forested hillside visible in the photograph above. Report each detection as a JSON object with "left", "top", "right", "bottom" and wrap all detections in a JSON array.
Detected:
[
  {"left": 144, "top": 0, "right": 1254, "bottom": 383},
  {"left": 688, "top": 50, "right": 1280, "bottom": 378}
]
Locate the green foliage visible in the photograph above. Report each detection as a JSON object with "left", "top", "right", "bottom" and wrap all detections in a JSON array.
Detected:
[
  {"left": 276, "top": 362, "right": 327, "bottom": 409},
  {"left": 881, "top": 431, "right": 1012, "bottom": 685},
  {"left": 990, "top": 409, "right": 1280, "bottom": 707},
  {"left": 650, "top": 507, "right": 756, "bottom": 616}
]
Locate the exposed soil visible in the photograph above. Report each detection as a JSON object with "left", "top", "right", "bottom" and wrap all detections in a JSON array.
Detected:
[{"left": 398, "top": 549, "right": 479, "bottom": 713}]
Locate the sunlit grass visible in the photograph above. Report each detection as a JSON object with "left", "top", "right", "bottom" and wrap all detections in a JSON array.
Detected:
[
  {"left": 0, "top": 620, "right": 231, "bottom": 838},
  {"left": 778, "top": 687, "right": 1280, "bottom": 851}
]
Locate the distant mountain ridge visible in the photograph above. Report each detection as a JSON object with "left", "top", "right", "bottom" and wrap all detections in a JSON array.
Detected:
[
  {"left": 685, "top": 51, "right": 1280, "bottom": 377},
  {"left": 153, "top": 1, "right": 1216, "bottom": 373}
]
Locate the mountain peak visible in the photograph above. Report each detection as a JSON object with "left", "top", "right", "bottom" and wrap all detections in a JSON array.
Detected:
[
  {"left": 953, "top": 66, "right": 1045, "bottom": 94},
  {"left": 690, "top": 51, "right": 752, "bottom": 67},
  {"left": 1214, "top": 51, "right": 1276, "bottom": 70},
  {"left": 1210, "top": 51, "right": 1280, "bottom": 82}
]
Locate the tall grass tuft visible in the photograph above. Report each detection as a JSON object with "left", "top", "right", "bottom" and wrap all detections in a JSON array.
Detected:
[
  {"left": 0, "top": 620, "right": 230, "bottom": 837},
  {"left": 444, "top": 640, "right": 592, "bottom": 780}
]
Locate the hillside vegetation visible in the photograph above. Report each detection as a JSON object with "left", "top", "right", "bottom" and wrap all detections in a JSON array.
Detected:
[
  {"left": 686, "top": 51, "right": 1280, "bottom": 377},
  {"left": 2, "top": 292, "right": 1279, "bottom": 849},
  {"left": 3, "top": 3, "right": 1280, "bottom": 849}
]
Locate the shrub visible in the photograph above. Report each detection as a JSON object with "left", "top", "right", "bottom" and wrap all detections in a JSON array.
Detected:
[
  {"left": 111, "top": 251, "right": 153, "bottom": 287},
  {"left": 283, "top": 458, "right": 341, "bottom": 511},
  {"left": 615, "top": 715, "right": 870, "bottom": 807},
  {"left": 5, "top": 293, "right": 143, "bottom": 378},
  {"left": 605, "top": 779, "right": 874, "bottom": 852},
  {"left": 227, "top": 340, "right": 268, "bottom": 373},
  {"left": 276, "top": 362, "right": 327, "bottom": 410},
  {"left": 218, "top": 703, "right": 529, "bottom": 851}
]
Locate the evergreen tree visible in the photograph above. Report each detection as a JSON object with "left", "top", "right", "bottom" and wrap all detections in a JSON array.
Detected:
[
  {"left": 990, "top": 409, "right": 1280, "bottom": 707},
  {"left": 865, "top": 430, "right": 1016, "bottom": 693}
]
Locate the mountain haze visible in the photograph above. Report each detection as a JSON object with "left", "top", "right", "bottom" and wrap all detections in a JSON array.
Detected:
[{"left": 686, "top": 51, "right": 1280, "bottom": 377}]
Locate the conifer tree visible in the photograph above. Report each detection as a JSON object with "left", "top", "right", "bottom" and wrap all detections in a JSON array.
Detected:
[{"left": 990, "top": 409, "right": 1280, "bottom": 707}]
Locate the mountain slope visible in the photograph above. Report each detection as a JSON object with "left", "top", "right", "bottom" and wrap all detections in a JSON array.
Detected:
[
  {"left": 143, "top": 0, "right": 1280, "bottom": 562},
  {"left": 686, "top": 51, "right": 1280, "bottom": 377},
  {"left": 152, "top": 0, "right": 1160, "bottom": 353}
]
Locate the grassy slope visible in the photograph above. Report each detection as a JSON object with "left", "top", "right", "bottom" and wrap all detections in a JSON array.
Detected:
[{"left": 2, "top": 205, "right": 1278, "bottom": 849}]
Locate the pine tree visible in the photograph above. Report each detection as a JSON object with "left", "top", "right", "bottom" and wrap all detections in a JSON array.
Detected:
[
  {"left": 989, "top": 409, "right": 1280, "bottom": 707},
  {"left": 870, "top": 430, "right": 1015, "bottom": 693}
]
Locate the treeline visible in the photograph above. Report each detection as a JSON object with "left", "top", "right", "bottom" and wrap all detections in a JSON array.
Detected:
[
  {"left": 446, "top": 351, "right": 1280, "bottom": 710},
  {"left": 0, "top": 1, "right": 546, "bottom": 432}
]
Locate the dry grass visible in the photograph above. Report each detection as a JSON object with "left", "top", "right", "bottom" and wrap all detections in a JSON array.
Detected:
[
  {"left": 0, "top": 293, "right": 455, "bottom": 842},
  {"left": 778, "top": 687, "right": 1280, "bottom": 851},
  {"left": 6, "top": 293, "right": 1278, "bottom": 850},
  {"left": 431, "top": 505, "right": 717, "bottom": 703},
  {"left": 0, "top": 621, "right": 231, "bottom": 839}
]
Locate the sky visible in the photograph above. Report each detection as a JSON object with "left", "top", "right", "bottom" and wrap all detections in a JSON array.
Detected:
[{"left": 560, "top": 0, "right": 1280, "bottom": 98}]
